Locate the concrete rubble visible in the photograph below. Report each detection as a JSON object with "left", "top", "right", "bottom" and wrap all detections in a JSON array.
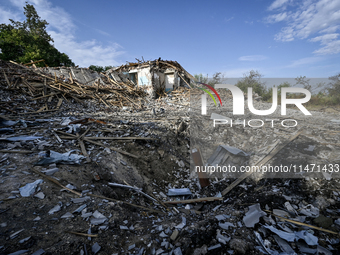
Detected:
[{"left": 0, "top": 59, "right": 339, "bottom": 254}]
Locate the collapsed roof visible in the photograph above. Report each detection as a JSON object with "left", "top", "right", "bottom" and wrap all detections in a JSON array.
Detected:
[
  {"left": 112, "top": 58, "right": 194, "bottom": 80},
  {"left": 107, "top": 59, "right": 194, "bottom": 97}
]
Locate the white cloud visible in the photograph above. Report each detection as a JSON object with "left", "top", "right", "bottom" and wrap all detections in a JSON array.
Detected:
[
  {"left": 320, "top": 25, "right": 339, "bottom": 33},
  {"left": 2, "top": 0, "right": 124, "bottom": 67},
  {"left": 238, "top": 55, "right": 267, "bottom": 61},
  {"left": 95, "top": 29, "right": 111, "bottom": 37},
  {"left": 310, "top": 33, "right": 339, "bottom": 44},
  {"left": 268, "top": 0, "right": 290, "bottom": 11},
  {"left": 266, "top": 12, "right": 288, "bottom": 23},
  {"left": 267, "top": 0, "right": 340, "bottom": 55},
  {"left": 224, "top": 17, "right": 234, "bottom": 22},
  {"left": 50, "top": 31, "right": 124, "bottom": 67},
  {"left": 286, "top": 56, "right": 323, "bottom": 67},
  {"left": 0, "top": 7, "right": 21, "bottom": 24},
  {"left": 313, "top": 40, "right": 340, "bottom": 54},
  {"left": 29, "top": 0, "right": 76, "bottom": 35},
  {"left": 274, "top": 26, "right": 295, "bottom": 41}
]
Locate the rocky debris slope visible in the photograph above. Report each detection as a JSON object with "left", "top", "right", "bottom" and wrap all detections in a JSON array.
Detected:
[{"left": 0, "top": 61, "right": 340, "bottom": 254}]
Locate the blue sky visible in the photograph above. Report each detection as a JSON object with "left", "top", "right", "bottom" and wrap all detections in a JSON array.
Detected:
[{"left": 1, "top": 0, "right": 340, "bottom": 78}]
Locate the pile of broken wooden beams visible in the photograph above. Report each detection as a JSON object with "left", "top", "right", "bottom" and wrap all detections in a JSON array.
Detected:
[
  {"left": 54, "top": 118, "right": 156, "bottom": 163},
  {"left": 170, "top": 87, "right": 190, "bottom": 101},
  {"left": 155, "top": 87, "right": 191, "bottom": 103},
  {"left": 0, "top": 60, "right": 146, "bottom": 116}
]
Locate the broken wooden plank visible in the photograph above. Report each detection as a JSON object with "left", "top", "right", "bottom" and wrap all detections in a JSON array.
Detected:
[
  {"left": 0, "top": 105, "right": 16, "bottom": 114},
  {"left": 69, "top": 118, "right": 107, "bottom": 125},
  {"left": 88, "top": 193, "right": 165, "bottom": 214},
  {"left": 177, "top": 72, "right": 191, "bottom": 88},
  {"left": 3, "top": 70, "right": 11, "bottom": 87},
  {"left": 83, "top": 138, "right": 142, "bottom": 160},
  {"left": 65, "top": 231, "right": 98, "bottom": 238},
  {"left": 265, "top": 210, "right": 340, "bottom": 236},
  {"left": 43, "top": 78, "right": 47, "bottom": 99},
  {"left": 60, "top": 136, "right": 156, "bottom": 141},
  {"left": 74, "top": 81, "right": 87, "bottom": 95},
  {"left": 191, "top": 148, "right": 210, "bottom": 188},
  {"left": 164, "top": 197, "right": 222, "bottom": 204},
  {"left": 23, "top": 59, "right": 45, "bottom": 66},
  {"left": 22, "top": 79, "right": 36, "bottom": 93},
  {"left": 111, "top": 89, "right": 140, "bottom": 108},
  {"left": 78, "top": 126, "right": 92, "bottom": 140},
  {"left": 79, "top": 139, "right": 91, "bottom": 163},
  {"left": 56, "top": 98, "right": 63, "bottom": 109},
  {"left": 30, "top": 93, "right": 56, "bottom": 101},
  {"left": 108, "top": 182, "right": 158, "bottom": 203},
  {"left": 52, "top": 131, "right": 63, "bottom": 144},
  {"left": 55, "top": 130, "right": 141, "bottom": 159},
  {"left": 10, "top": 78, "right": 19, "bottom": 89},
  {"left": 36, "top": 105, "right": 47, "bottom": 113},
  {"left": 17, "top": 108, "right": 60, "bottom": 114},
  {"left": 76, "top": 132, "right": 91, "bottom": 163},
  {"left": 69, "top": 72, "right": 74, "bottom": 84},
  {"left": 85, "top": 136, "right": 156, "bottom": 140},
  {"left": 0, "top": 115, "right": 11, "bottom": 120},
  {"left": 55, "top": 72, "right": 58, "bottom": 84},
  {"left": 95, "top": 93, "right": 109, "bottom": 107},
  {"left": 32, "top": 169, "right": 82, "bottom": 196},
  {"left": 0, "top": 150, "right": 33, "bottom": 154}
]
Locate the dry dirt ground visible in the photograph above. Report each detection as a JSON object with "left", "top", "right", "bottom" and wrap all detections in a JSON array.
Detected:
[{"left": 1, "top": 80, "right": 340, "bottom": 254}]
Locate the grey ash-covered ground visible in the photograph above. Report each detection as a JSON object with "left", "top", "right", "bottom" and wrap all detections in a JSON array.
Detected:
[{"left": 1, "top": 71, "right": 340, "bottom": 254}]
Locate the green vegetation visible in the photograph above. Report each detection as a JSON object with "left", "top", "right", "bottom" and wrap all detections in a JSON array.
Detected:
[
  {"left": 209, "top": 72, "right": 224, "bottom": 86},
  {"left": 326, "top": 73, "right": 340, "bottom": 103},
  {"left": 194, "top": 69, "right": 340, "bottom": 108},
  {"left": 194, "top": 72, "right": 225, "bottom": 86},
  {"left": 235, "top": 70, "right": 272, "bottom": 101},
  {"left": 292, "top": 74, "right": 340, "bottom": 106},
  {"left": 307, "top": 73, "right": 340, "bottom": 107},
  {"left": 194, "top": 73, "right": 208, "bottom": 84},
  {"left": 266, "top": 82, "right": 291, "bottom": 103},
  {"left": 0, "top": 2, "right": 74, "bottom": 67},
  {"left": 88, "top": 65, "right": 114, "bottom": 73},
  {"left": 295, "top": 76, "right": 312, "bottom": 91}
]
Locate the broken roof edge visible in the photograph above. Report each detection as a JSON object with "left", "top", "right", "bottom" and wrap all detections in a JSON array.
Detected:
[{"left": 110, "top": 58, "right": 195, "bottom": 81}]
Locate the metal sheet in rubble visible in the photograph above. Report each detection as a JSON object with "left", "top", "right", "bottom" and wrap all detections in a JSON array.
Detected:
[{"left": 207, "top": 145, "right": 250, "bottom": 166}]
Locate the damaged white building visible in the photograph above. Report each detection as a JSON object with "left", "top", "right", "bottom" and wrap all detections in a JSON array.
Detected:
[{"left": 107, "top": 59, "right": 193, "bottom": 97}]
